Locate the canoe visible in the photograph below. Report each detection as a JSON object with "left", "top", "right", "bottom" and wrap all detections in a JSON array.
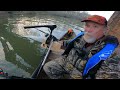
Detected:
[
  {"left": 0, "top": 25, "right": 79, "bottom": 79},
  {"left": 36, "top": 29, "right": 77, "bottom": 79}
]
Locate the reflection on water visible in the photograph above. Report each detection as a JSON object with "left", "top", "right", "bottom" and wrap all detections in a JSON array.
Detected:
[
  {"left": 0, "top": 12, "right": 83, "bottom": 78},
  {"left": 0, "top": 26, "right": 45, "bottom": 77}
]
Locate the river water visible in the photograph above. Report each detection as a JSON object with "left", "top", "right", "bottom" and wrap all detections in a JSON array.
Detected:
[{"left": 0, "top": 12, "right": 84, "bottom": 78}]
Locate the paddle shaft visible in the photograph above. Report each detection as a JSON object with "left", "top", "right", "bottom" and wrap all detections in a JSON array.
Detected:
[
  {"left": 31, "top": 39, "right": 54, "bottom": 78},
  {"left": 24, "top": 25, "right": 57, "bottom": 31}
]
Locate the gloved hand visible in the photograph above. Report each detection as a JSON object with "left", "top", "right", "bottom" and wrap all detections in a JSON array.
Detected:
[{"left": 59, "top": 40, "right": 68, "bottom": 49}]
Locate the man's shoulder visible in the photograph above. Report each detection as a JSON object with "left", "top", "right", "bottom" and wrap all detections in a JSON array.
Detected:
[
  {"left": 105, "top": 35, "right": 117, "bottom": 38},
  {"left": 104, "top": 35, "right": 119, "bottom": 45}
]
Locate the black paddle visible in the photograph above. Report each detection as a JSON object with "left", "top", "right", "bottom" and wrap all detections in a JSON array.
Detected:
[{"left": 24, "top": 25, "right": 57, "bottom": 78}]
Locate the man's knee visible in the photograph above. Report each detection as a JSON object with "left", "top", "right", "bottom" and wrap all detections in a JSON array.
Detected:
[
  {"left": 43, "top": 61, "right": 55, "bottom": 73},
  {"left": 43, "top": 60, "right": 68, "bottom": 79}
]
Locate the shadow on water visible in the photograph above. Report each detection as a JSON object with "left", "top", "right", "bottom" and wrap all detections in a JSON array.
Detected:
[{"left": 0, "top": 15, "right": 46, "bottom": 78}]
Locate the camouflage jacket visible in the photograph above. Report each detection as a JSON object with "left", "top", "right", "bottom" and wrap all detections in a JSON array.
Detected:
[{"left": 62, "top": 35, "right": 119, "bottom": 75}]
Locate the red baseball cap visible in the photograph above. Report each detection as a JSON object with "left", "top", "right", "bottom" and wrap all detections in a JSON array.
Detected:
[{"left": 81, "top": 15, "right": 107, "bottom": 26}]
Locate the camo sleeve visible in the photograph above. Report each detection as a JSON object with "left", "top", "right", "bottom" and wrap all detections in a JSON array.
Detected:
[{"left": 63, "top": 40, "right": 71, "bottom": 47}]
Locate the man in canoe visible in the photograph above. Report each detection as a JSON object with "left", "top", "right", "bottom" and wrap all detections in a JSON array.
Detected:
[{"left": 43, "top": 15, "right": 119, "bottom": 79}]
